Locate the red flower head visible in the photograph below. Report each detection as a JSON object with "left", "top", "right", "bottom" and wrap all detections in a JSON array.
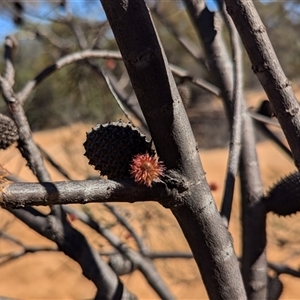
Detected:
[{"left": 130, "top": 153, "right": 165, "bottom": 187}]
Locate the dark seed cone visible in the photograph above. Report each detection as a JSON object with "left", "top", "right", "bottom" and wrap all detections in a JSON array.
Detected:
[
  {"left": 83, "top": 121, "right": 153, "bottom": 179},
  {"left": 0, "top": 113, "right": 19, "bottom": 150},
  {"left": 267, "top": 276, "right": 283, "bottom": 300},
  {"left": 264, "top": 172, "right": 300, "bottom": 216}
]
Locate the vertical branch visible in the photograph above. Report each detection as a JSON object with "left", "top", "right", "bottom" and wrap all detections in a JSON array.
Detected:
[
  {"left": 1, "top": 36, "right": 51, "bottom": 183},
  {"left": 183, "top": 1, "right": 267, "bottom": 298},
  {"left": 219, "top": 3, "right": 243, "bottom": 224},
  {"left": 100, "top": 1, "right": 246, "bottom": 299},
  {"left": 1, "top": 37, "right": 136, "bottom": 298},
  {"left": 224, "top": 0, "right": 300, "bottom": 172}
]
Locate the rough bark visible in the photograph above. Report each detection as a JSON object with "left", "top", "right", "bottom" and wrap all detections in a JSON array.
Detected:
[
  {"left": 224, "top": 0, "right": 300, "bottom": 172},
  {"left": 183, "top": 1, "right": 267, "bottom": 298},
  {"left": 0, "top": 179, "right": 170, "bottom": 208},
  {"left": 99, "top": 1, "right": 246, "bottom": 299}
]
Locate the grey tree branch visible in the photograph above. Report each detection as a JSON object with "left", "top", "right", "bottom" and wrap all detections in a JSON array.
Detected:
[
  {"left": 8, "top": 206, "right": 137, "bottom": 300},
  {"left": 100, "top": 1, "right": 246, "bottom": 299},
  {"left": 63, "top": 205, "right": 176, "bottom": 300},
  {"left": 268, "top": 262, "right": 300, "bottom": 278},
  {"left": 1, "top": 36, "right": 137, "bottom": 299},
  {"left": 16, "top": 50, "right": 122, "bottom": 105},
  {"left": 0, "top": 231, "right": 57, "bottom": 267},
  {"left": 1, "top": 36, "right": 51, "bottom": 183},
  {"left": 169, "top": 63, "right": 221, "bottom": 96},
  {"left": 104, "top": 203, "right": 149, "bottom": 254},
  {"left": 0, "top": 179, "right": 171, "bottom": 208},
  {"left": 224, "top": 0, "right": 300, "bottom": 172},
  {"left": 219, "top": 1, "right": 243, "bottom": 224},
  {"left": 151, "top": 6, "right": 204, "bottom": 63},
  {"left": 183, "top": 1, "right": 266, "bottom": 298}
]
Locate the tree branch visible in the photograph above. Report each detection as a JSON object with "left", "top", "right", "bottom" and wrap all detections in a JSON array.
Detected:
[
  {"left": 183, "top": 1, "right": 267, "bottom": 297},
  {"left": 63, "top": 205, "right": 176, "bottom": 300},
  {"left": 17, "top": 50, "right": 122, "bottom": 105},
  {"left": 219, "top": 2, "right": 243, "bottom": 224},
  {"left": 224, "top": 0, "right": 300, "bottom": 172},
  {"left": 0, "top": 179, "right": 171, "bottom": 208},
  {"left": 100, "top": 1, "right": 246, "bottom": 299}
]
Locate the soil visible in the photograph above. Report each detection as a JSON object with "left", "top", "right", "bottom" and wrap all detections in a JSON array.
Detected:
[{"left": 1, "top": 89, "right": 300, "bottom": 299}]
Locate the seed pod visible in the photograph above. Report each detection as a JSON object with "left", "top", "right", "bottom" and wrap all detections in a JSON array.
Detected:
[
  {"left": 83, "top": 121, "right": 154, "bottom": 179},
  {"left": 0, "top": 113, "right": 19, "bottom": 150},
  {"left": 264, "top": 172, "right": 300, "bottom": 216}
]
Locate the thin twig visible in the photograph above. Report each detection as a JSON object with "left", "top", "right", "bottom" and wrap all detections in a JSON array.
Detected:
[
  {"left": 152, "top": 7, "right": 204, "bottom": 64},
  {"left": 104, "top": 203, "right": 149, "bottom": 254},
  {"left": 100, "top": 66, "right": 133, "bottom": 123},
  {"left": 38, "top": 145, "right": 73, "bottom": 180},
  {"left": 268, "top": 262, "right": 300, "bottom": 278},
  {"left": 17, "top": 50, "right": 122, "bottom": 105},
  {"left": 169, "top": 64, "right": 221, "bottom": 96},
  {"left": 64, "top": 205, "right": 176, "bottom": 300}
]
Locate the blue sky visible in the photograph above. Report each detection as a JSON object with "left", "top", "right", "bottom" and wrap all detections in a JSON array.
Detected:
[
  {"left": 0, "top": 0, "right": 222, "bottom": 42},
  {"left": 0, "top": 1, "right": 106, "bottom": 42}
]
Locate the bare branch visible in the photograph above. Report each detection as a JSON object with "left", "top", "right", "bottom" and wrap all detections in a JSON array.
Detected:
[
  {"left": 17, "top": 50, "right": 122, "bottom": 105},
  {"left": 104, "top": 203, "right": 148, "bottom": 254},
  {"left": 224, "top": 0, "right": 300, "bottom": 172},
  {"left": 0, "top": 179, "right": 171, "bottom": 208},
  {"left": 220, "top": 2, "right": 243, "bottom": 224},
  {"left": 8, "top": 206, "right": 137, "bottom": 299},
  {"left": 183, "top": 2, "right": 267, "bottom": 297},
  {"left": 100, "top": 66, "right": 134, "bottom": 123},
  {"left": 63, "top": 205, "right": 176, "bottom": 300},
  {"left": 268, "top": 262, "right": 300, "bottom": 278},
  {"left": 169, "top": 64, "right": 221, "bottom": 96},
  {"left": 151, "top": 7, "right": 204, "bottom": 63},
  {"left": 3, "top": 36, "right": 18, "bottom": 87},
  {"left": 248, "top": 111, "right": 280, "bottom": 128},
  {"left": 100, "top": 1, "right": 246, "bottom": 299}
]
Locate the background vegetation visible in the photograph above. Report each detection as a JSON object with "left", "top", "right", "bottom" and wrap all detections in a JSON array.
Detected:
[{"left": 1, "top": 1, "right": 300, "bottom": 131}]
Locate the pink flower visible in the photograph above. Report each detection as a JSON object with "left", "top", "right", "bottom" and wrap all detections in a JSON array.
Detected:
[{"left": 130, "top": 153, "right": 165, "bottom": 187}]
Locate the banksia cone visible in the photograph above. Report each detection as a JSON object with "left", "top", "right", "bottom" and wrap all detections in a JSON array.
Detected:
[
  {"left": 0, "top": 113, "right": 19, "bottom": 150},
  {"left": 264, "top": 172, "right": 300, "bottom": 216},
  {"left": 84, "top": 121, "right": 155, "bottom": 180}
]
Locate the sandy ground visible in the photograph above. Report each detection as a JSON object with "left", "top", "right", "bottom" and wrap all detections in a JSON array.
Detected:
[{"left": 1, "top": 93, "right": 300, "bottom": 299}]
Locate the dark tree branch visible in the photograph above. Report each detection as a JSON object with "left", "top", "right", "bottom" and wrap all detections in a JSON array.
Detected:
[
  {"left": 252, "top": 114, "right": 292, "bottom": 159},
  {"left": 1, "top": 36, "right": 51, "bottom": 183},
  {"left": 8, "top": 206, "right": 137, "bottom": 300},
  {"left": 248, "top": 111, "right": 280, "bottom": 128},
  {"left": 1, "top": 36, "right": 137, "bottom": 299},
  {"left": 268, "top": 262, "right": 300, "bottom": 278},
  {"left": 104, "top": 203, "right": 149, "bottom": 254},
  {"left": 98, "top": 66, "right": 136, "bottom": 124},
  {"left": 63, "top": 205, "right": 176, "bottom": 300},
  {"left": 0, "top": 179, "right": 171, "bottom": 208},
  {"left": 100, "top": 1, "right": 246, "bottom": 299},
  {"left": 38, "top": 145, "right": 73, "bottom": 180},
  {"left": 151, "top": 7, "right": 205, "bottom": 64},
  {"left": 183, "top": 1, "right": 267, "bottom": 298},
  {"left": 219, "top": 2, "right": 243, "bottom": 224},
  {"left": 170, "top": 63, "right": 221, "bottom": 96},
  {"left": 16, "top": 50, "right": 122, "bottom": 105},
  {"left": 224, "top": 0, "right": 300, "bottom": 172}
]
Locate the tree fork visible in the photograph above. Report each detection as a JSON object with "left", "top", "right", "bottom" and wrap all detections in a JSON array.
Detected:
[{"left": 99, "top": 1, "right": 246, "bottom": 299}]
